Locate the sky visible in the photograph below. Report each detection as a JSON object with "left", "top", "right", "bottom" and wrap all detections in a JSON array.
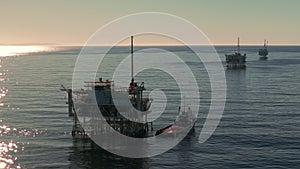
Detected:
[{"left": 0, "top": 0, "right": 299, "bottom": 46}]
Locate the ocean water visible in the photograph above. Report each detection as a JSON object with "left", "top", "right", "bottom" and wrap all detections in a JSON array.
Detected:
[{"left": 0, "top": 46, "right": 300, "bottom": 168}]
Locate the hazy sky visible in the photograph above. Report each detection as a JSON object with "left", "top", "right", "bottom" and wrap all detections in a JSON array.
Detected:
[{"left": 1, "top": 0, "right": 299, "bottom": 45}]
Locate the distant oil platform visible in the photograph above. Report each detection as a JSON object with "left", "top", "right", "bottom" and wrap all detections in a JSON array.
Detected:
[
  {"left": 258, "top": 39, "right": 269, "bottom": 60},
  {"left": 225, "top": 37, "right": 247, "bottom": 69}
]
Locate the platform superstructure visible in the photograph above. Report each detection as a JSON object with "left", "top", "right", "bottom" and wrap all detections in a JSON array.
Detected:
[{"left": 62, "top": 36, "right": 153, "bottom": 137}]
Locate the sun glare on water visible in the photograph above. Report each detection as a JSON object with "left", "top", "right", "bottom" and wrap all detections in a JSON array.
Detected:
[{"left": 0, "top": 46, "right": 52, "bottom": 57}]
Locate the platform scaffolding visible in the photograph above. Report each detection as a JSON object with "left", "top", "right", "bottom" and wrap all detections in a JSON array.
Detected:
[{"left": 61, "top": 36, "right": 153, "bottom": 137}]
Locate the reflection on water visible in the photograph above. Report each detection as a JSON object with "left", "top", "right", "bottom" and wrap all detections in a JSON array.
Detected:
[
  {"left": 69, "top": 136, "right": 148, "bottom": 169},
  {"left": 0, "top": 124, "right": 20, "bottom": 169},
  {"left": 68, "top": 129, "right": 196, "bottom": 168},
  {"left": 0, "top": 141, "right": 18, "bottom": 169},
  {"left": 0, "top": 122, "right": 47, "bottom": 169},
  {"left": 0, "top": 58, "right": 7, "bottom": 107},
  {"left": 0, "top": 46, "right": 53, "bottom": 57},
  {"left": 0, "top": 87, "right": 7, "bottom": 107}
]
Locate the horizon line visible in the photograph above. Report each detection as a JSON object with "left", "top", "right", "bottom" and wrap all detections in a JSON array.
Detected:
[{"left": 1, "top": 43, "right": 300, "bottom": 47}]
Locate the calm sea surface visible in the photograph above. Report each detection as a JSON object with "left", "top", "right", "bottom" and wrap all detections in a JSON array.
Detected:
[{"left": 0, "top": 46, "right": 299, "bottom": 168}]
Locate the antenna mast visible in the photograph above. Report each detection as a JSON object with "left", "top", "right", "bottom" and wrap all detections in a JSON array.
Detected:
[
  {"left": 238, "top": 37, "right": 240, "bottom": 53},
  {"left": 131, "top": 36, "right": 134, "bottom": 80}
]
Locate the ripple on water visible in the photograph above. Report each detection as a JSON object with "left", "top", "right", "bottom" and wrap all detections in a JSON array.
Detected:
[
  {"left": 0, "top": 123, "right": 48, "bottom": 169},
  {"left": 0, "top": 124, "right": 20, "bottom": 169}
]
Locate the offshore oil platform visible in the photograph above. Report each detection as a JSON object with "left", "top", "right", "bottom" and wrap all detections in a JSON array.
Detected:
[
  {"left": 62, "top": 36, "right": 152, "bottom": 137},
  {"left": 225, "top": 37, "right": 247, "bottom": 69},
  {"left": 61, "top": 36, "right": 196, "bottom": 138},
  {"left": 258, "top": 39, "right": 269, "bottom": 60}
]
